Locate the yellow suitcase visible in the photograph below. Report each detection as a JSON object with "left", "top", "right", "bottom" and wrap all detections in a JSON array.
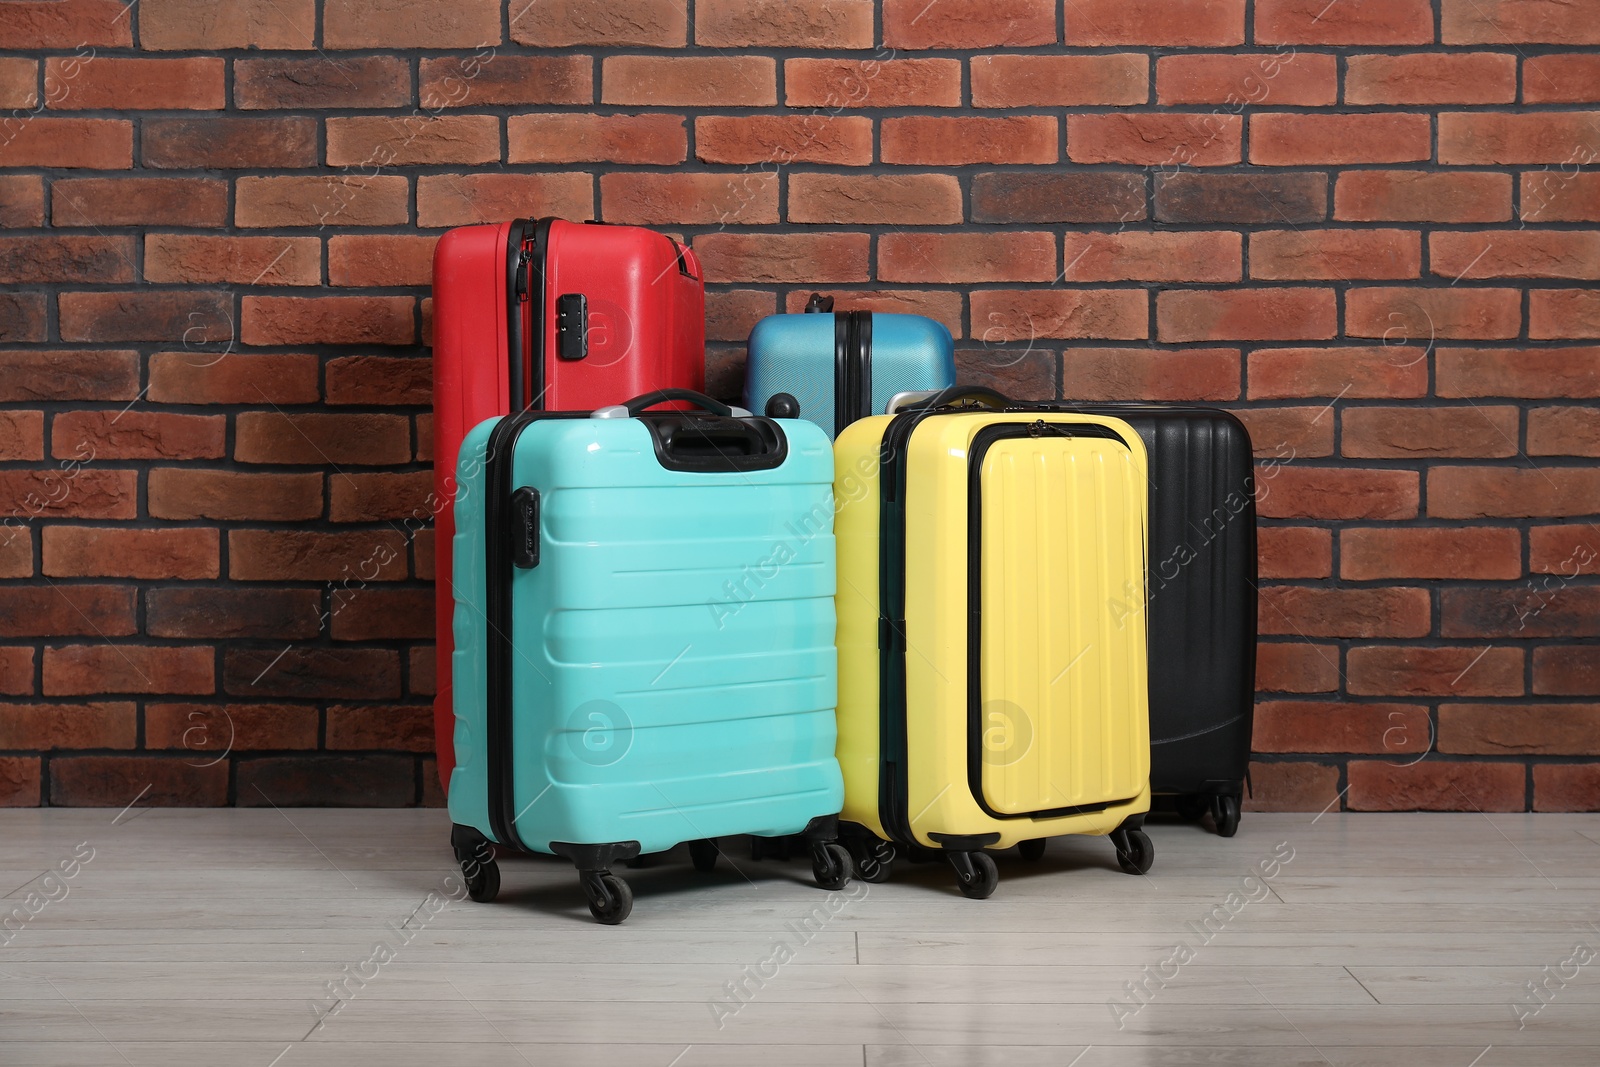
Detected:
[{"left": 834, "top": 389, "right": 1153, "bottom": 898}]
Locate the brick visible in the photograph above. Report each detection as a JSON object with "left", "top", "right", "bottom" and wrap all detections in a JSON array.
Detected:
[
  {"left": 1342, "top": 405, "right": 1519, "bottom": 459},
  {"left": 1057, "top": 347, "right": 1238, "bottom": 399},
  {"left": 225, "top": 648, "right": 401, "bottom": 700},
  {"left": 330, "top": 472, "right": 433, "bottom": 523},
  {"left": 240, "top": 296, "right": 414, "bottom": 347},
  {"left": 43, "top": 645, "right": 214, "bottom": 697},
  {"left": 973, "top": 172, "right": 1145, "bottom": 225},
  {"left": 1434, "top": 231, "right": 1600, "bottom": 282},
  {"left": 145, "top": 703, "right": 318, "bottom": 752},
  {"left": 1536, "top": 647, "right": 1600, "bottom": 695},
  {"left": 147, "top": 587, "right": 320, "bottom": 641},
  {"left": 0, "top": 586, "right": 135, "bottom": 638},
  {"left": 0, "top": 409, "right": 40, "bottom": 463},
  {"left": 1347, "top": 645, "right": 1523, "bottom": 697},
  {"left": 884, "top": 0, "right": 1054, "bottom": 47},
  {"left": 1158, "top": 288, "right": 1336, "bottom": 342},
  {"left": 0, "top": 236, "right": 135, "bottom": 285},
  {"left": 1257, "top": 0, "right": 1432, "bottom": 43},
  {"left": 149, "top": 352, "right": 319, "bottom": 405},
  {"left": 324, "top": 0, "right": 500, "bottom": 47},
  {"left": 326, "top": 704, "right": 433, "bottom": 752},
  {"left": 1063, "top": 0, "right": 1244, "bottom": 45},
  {"left": 694, "top": 233, "right": 870, "bottom": 284},
  {"left": 1335, "top": 171, "right": 1511, "bottom": 223},
  {"left": 417, "top": 528, "right": 439, "bottom": 582},
  {"left": 1259, "top": 586, "right": 1431, "bottom": 639},
  {"left": 512, "top": 0, "right": 684, "bottom": 46},
  {"left": 143, "top": 117, "right": 316, "bottom": 170},
  {"left": 1442, "top": 586, "right": 1600, "bottom": 639},
  {"left": 1437, "top": 347, "right": 1600, "bottom": 398},
  {"left": 43, "top": 528, "right": 218, "bottom": 580},
  {"left": 0, "top": 700, "right": 134, "bottom": 751},
  {"left": 235, "top": 412, "right": 411, "bottom": 466},
  {"left": 1441, "top": 112, "right": 1600, "bottom": 165},
  {"left": 52, "top": 411, "right": 225, "bottom": 462},
  {"left": 1251, "top": 113, "right": 1430, "bottom": 165},
  {"left": 1250, "top": 229, "right": 1420, "bottom": 282},
  {"left": 329, "top": 588, "right": 433, "bottom": 641},
  {"left": 46, "top": 56, "right": 223, "bottom": 110},
  {"left": 705, "top": 291, "right": 775, "bottom": 343},
  {"left": 1255, "top": 467, "right": 1419, "bottom": 520},
  {"left": 58, "top": 291, "right": 231, "bottom": 345},
  {"left": 880, "top": 232, "right": 1057, "bottom": 284},
  {"left": 1524, "top": 55, "right": 1600, "bottom": 103},
  {"left": 1529, "top": 406, "right": 1600, "bottom": 456},
  {"left": 236, "top": 175, "right": 410, "bottom": 228},
  {"left": 697, "top": 116, "right": 872, "bottom": 166},
  {"left": 1248, "top": 346, "right": 1429, "bottom": 400},
  {"left": 972, "top": 292, "right": 1149, "bottom": 341},
  {"left": 1522, "top": 171, "right": 1600, "bottom": 224},
  {"left": 883, "top": 116, "right": 1057, "bottom": 165},
  {"left": 1064, "top": 231, "right": 1240, "bottom": 283},
  {"left": 0, "top": 294, "right": 45, "bottom": 343},
  {"left": 697, "top": 0, "right": 872, "bottom": 46},
  {"left": 0, "top": 536, "right": 31, "bottom": 581},
  {"left": 1155, "top": 172, "right": 1326, "bottom": 224},
  {"left": 1253, "top": 701, "right": 1430, "bottom": 755},
  {"left": 1348, "top": 760, "right": 1525, "bottom": 812},
  {"left": 325, "top": 356, "right": 431, "bottom": 406},
  {"left": 1443, "top": 0, "right": 1600, "bottom": 43},
  {"left": 0, "top": 175, "right": 44, "bottom": 228},
  {"left": 140, "top": 0, "right": 314, "bottom": 49},
  {"left": 0, "top": 469, "right": 136, "bottom": 520},
  {"left": 0, "top": 59, "right": 37, "bottom": 109},
  {"left": 1534, "top": 764, "right": 1600, "bottom": 811},
  {"left": 0, "top": 118, "right": 131, "bottom": 169},
  {"left": 415, "top": 415, "right": 433, "bottom": 463},
  {"left": 422, "top": 55, "right": 589, "bottom": 108},
  {"left": 237, "top": 754, "right": 414, "bottom": 806},
  {"left": 0, "top": 757, "right": 37, "bottom": 805},
  {"left": 1530, "top": 525, "right": 1600, "bottom": 574},
  {"left": 1230, "top": 406, "right": 1334, "bottom": 458},
  {"left": 601, "top": 173, "right": 777, "bottom": 227},
  {"left": 508, "top": 114, "right": 684, "bottom": 165},
  {"left": 416, "top": 173, "right": 592, "bottom": 229},
  {"left": 788, "top": 174, "right": 963, "bottom": 226},
  {"left": 1256, "top": 641, "right": 1341, "bottom": 693},
  {"left": 602, "top": 56, "right": 774, "bottom": 107},
  {"left": 1243, "top": 760, "right": 1340, "bottom": 812},
  {"left": 148, "top": 469, "right": 322, "bottom": 522},
  {"left": 229, "top": 530, "right": 409, "bottom": 582},
  {"left": 1430, "top": 466, "right": 1600, "bottom": 519},
  {"left": 51, "top": 178, "right": 229, "bottom": 228},
  {"left": 1069, "top": 113, "right": 1240, "bottom": 166},
  {"left": 785, "top": 59, "right": 961, "bottom": 109},
  {"left": 973, "top": 54, "right": 1147, "bottom": 107},
  {"left": 955, "top": 347, "right": 1057, "bottom": 402},
  {"left": 328, "top": 236, "right": 436, "bottom": 289},
  {"left": 0, "top": 0, "right": 131, "bottom": 47},
  {"left": 237, "top": 56, "right": 410, "bottom": 110},
  {"left": 1343, "top": 527, "right": 1523, "bottom": 582},
  {"left": 783, "top": 291, "right": 964, "bottom": 335},
  {"left": 0, "top": 646, "right": 33, "bottom": 694},
  {"left": 328, "top": 115, "right": 499, "bottom": 167},
  {"left": 50, "top": 756, "right": 227, "bottom": 806},
  {"left": 1156, "top": 52, "right": 1336, "bottom": 106},
  {"left": 409, "top": 646, "right": 436, "bottom": 696},
  {"left": 1346, "top": 53, "right": 1516, "bottom": 106},
  {"left": 145, "top": 234, "right": 321, "bottom": 287},
  {"left": 1531, "top": 289, "right": 1600, "bottom": 339},
  {"left": 1346, "top": 287, "right": 1521, "bottom": 341},
  {"left": 1258, "top": 526, "right": 1333, "bottom": 579}
]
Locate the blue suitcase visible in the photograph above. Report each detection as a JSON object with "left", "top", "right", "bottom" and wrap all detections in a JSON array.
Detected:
[
  {"left": 743, "top": 295, "right": 956, "bottom": 438},
  {"left": 448, "top": 389, "right": 851, "bottom": 923}
]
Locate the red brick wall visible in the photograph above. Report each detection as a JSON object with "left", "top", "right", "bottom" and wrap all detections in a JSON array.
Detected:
[{"left": 1, "top": 0, "right": 1597, "bottom": 810}]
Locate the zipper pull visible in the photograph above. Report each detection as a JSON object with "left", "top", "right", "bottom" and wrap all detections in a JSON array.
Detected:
[
  {"left": 512, "top": 247, "right": 534, "bottom": 301},
  {"left": 510, "top": 487, "right": 540, "bottom": 568}
]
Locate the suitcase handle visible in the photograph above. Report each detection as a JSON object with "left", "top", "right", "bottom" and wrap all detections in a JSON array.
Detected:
[
  {"left": 608, "top": 388, "right": 751, "bottom": 418},
  {"left": 886, "top": 386, "right": 1014, "bottom": 414},
  {"left": 804, "top": 293, "right": 834, "bottom": 313}
]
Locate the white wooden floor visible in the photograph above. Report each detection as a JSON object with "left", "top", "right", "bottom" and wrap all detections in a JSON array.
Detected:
[{"left": 2, "top": 808, "right": 1599, "bottom": 1065}]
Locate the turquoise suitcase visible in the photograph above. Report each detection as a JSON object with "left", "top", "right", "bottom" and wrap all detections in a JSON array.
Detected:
[{"left": 448, "top": 389, "right": 850, "bottom": 923}]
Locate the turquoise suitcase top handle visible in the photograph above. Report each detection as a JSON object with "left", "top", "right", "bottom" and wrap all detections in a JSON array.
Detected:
[{"left": 593, "top": 387, "right": 753, "bottom": 420}]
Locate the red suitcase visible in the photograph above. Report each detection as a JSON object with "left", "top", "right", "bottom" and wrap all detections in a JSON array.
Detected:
[{"left": 431, "top": 218, "right": 706, "bottom": 787}]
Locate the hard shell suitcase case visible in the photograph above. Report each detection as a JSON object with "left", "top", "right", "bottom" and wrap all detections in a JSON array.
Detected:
[
  {"left": 832, "top": 388, "right": 1154, "bottom": 899},
  {"left": 1051, "top": 404, "right": 1257, "bottom": 837},
  {"left": 447, "top": 389, "right": 850, "bottom": 923},
  {"left": 432, "top": 218, "right": 706, "bottom": 790},
  {"left": 742, "top": 294, "right": 956, "bottom": 437}
]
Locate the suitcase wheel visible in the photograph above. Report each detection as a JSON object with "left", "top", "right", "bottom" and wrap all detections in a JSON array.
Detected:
[
  {"left": 1211, "top": 795, "right": 1242, "bottom": 838},
  {"left": 1017, "top": 838, "right": 1047, "bottom": 862},
  {"left": 1175, "top": 794, "right": 1210, "bottom": 823},
  {"left": 451, "top": 825, "right": 501, "bottom": 904},
  {"left": 1113, "top": 828, "right": 1155, "bottom": 876},
  {"left": 581, "top": 871, "right": 633, "bottom": 925},
  {"left": 810, "top": 841, "right": 853, "bottom": 891},
  {"left": 689, "top": 839, "right": 720, "bottom": 873},
  {"left": 950, "top": 851, "right": 999, "bottom": 900},
  {"left": 846, "top": 838, "right": 895, "bottom": 883}
]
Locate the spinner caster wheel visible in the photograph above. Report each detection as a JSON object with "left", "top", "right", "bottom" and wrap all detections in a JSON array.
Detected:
[
  {"left": 1212, "top": 794, "right": 1242, "bottom": 838},
  {"left": 847, "top": 838, "right": 895, "bottom": 883},
  {"left": 581, "top": 871, "right": 633, "bottom": 925},
  {"left": 811, "top": 842, "right": 853, "bottom": 891},
  {"left": 1114, "top": 829, "right": 1155, "bottom": 876},
  {"left": 951, "top": 851, "right": 999, "bottom": 900},
  {"left": 451, "top": 826, "right": 500, "bottom": 903}
]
